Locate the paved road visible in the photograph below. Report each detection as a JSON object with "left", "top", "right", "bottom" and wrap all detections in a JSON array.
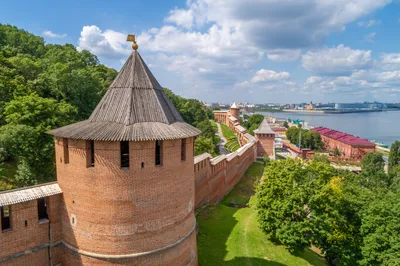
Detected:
[{"left": 216, "top": 123, "right": 228, "bottom": 155}]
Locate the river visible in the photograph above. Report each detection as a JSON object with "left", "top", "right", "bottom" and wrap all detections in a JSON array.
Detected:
[{"left": 257, "top": 111, "right": 400, "bottom": 147}]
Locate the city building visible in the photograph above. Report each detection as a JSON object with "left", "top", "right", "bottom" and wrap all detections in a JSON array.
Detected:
[
  {"left": 272, "top": 127, "right": 287, "bottom": 138},
  {"left": 311, "top": 127, "right": 376, "bottom": 159}
]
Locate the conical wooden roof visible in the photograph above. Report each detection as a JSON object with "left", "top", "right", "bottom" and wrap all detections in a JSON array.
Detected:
[{"left": 49, "top": 51, "right": 201, "bottom": 141}]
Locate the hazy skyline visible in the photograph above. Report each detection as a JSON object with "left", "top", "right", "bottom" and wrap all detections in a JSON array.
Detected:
[{"left": 2, "top": 0, "right": 400, "bottom": 103}]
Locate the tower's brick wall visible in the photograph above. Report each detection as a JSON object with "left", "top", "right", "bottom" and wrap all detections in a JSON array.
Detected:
[
  {"left": 0, "top": 194, "right": 62, "bottom": 265},
  {"left": 255, "top": 134, "right": 275, "bottom": 157},
  {"left": 54, "top": 137, "right": 197, "bottom": 265}
]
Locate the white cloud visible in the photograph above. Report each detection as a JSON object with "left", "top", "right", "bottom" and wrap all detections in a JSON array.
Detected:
[
  {"left": 365, "top": 32, "right": 376, "bottom": 43},
  {"left": 302, "top": 44, "right": 373, "bottom": 76},
  {"left": 380, "top": 53, "right": 400, "bottom": 64},
  {"left": 251, "top": 69, "right": 290, "bottom": 83},
  {"left": 165, "top": 9, "right": 194, "bottom": 29},
  {"left": 43, "top": 30, "right": 67, "bottom": 38},
  {"left": 74, "top": 0, "right": 394, "bottom": 102},
  {"left": 358, "top": 19, "right": 381, "bottom": 28},
  {"left": 77, "top": 26, "right": 131, "bottom": 60}
]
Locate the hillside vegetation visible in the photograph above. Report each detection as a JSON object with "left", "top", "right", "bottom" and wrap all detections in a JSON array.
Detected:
[{"left": 0, "top": 24, "right": 217, "bottom": 190}]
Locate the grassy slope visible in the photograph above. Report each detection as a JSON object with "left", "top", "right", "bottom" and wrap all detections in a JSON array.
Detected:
[
  {"left": 220, "top": 123, "right": 240, "bottom": 152},
  {"left": 197, "top": 163, "right": 327, "bottom": 266}
]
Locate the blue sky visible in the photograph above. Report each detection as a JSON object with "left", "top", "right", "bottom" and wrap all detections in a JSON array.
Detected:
[{"left": 2, "top": 0, "right": 400, "bottom": 104}]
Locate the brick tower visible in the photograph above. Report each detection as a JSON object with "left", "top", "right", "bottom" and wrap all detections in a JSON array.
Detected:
[
  {"left": 49, "top": 35, "right": 201, "bottom": 265},
  {"left": 230, "top": 102, "right": 240, "bottom": 121}
]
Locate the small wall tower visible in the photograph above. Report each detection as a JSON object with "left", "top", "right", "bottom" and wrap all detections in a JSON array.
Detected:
[
  {"left": 230, "top": 102, "right": 240, "bottom": 121},
  {"left": 49, "top": 35, "right": 201, "bottom": 265}
]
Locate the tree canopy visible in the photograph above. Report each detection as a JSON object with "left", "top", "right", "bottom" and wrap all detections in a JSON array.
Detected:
[
  {"left": 256, "top": 145, "right": 400, "bottom": 265},
  {"left": 0, "top": 24, "right": 218, "bottom": 189},
  {"left": 286, "top": 126, "right": 323, "bottom": 150}
]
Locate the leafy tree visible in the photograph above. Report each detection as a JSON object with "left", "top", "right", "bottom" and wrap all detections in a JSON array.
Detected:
[
  {"left": 360, "top": 192, "right": 400, "bottom": 266},
  {"left": 360, "top": 152, "right": 389, "bottom": 189},
  {"left": 312, "top": 154, "right": 330, "bottom": 164},
  {"left": 196, "top": 120, "right": 217, "bottom": 139},
  {"left": 163, "top": 88, "right": 219, "bottom": 156},
  {"left": 388, "top": 140, "right": 400, "bottom": 178},
  {"left": 5, "top": 93, "right": 77, "bottom": 133},
  {"left": 245, "top": 114, "right": 264, "bottom": 135},
  {"left": 212, "top": 107, "right": 221, "bottom": 111},
  {"left": 205, "top": 108, "right": 214, "bottom": 120},
  {"left": 283, "top": 121, "right": 289, "bottom": 128},
  {"left": 333, "top": 147, "right": 341, "bottom": 157},
  {"left": 256, "top": 159, "right": 365, "bottom": 264},
  {"left": 194, "top": 136, "right": 215, "bottom": 156}
]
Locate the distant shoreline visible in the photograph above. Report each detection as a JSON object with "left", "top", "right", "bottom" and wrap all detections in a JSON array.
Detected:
[{"left": 282, "top": 109, "right": 400, "bottom": 114}]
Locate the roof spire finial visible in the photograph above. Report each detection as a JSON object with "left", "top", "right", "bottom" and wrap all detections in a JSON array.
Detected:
[{"left": 127, "top": 34, "right": 138, "bottom": 51}]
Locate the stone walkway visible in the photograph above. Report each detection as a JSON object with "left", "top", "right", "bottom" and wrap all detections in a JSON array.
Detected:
[{"left": 216, "top": 123, "right": 228, "bottom": 155}]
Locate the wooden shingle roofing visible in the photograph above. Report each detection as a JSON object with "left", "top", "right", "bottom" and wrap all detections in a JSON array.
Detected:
[
  {"left": 49, "top": 51, "right": 201, "bottom": 141},
  {"left": 0, "top": 182, "right": 62, "bottom": 207}
]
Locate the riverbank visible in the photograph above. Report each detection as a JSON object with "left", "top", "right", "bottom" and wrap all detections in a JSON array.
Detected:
[{"left": 257, "top": 111, "right": 399, "bottom": 147}]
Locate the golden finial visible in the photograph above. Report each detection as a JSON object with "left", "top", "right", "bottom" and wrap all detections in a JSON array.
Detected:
[{"left": 126, "top": 34, "right": 138, "bottom": 51}]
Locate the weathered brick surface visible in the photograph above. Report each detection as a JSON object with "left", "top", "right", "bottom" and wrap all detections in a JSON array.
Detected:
[
  {"left": 55, "top": 137, "right": 197, "bottom": 265},
  {"left": 0, "top": 194, "right": 62, "bottom": 265},
  {"left": 194, "top": 135, "right": 257, "bottom": 207}
]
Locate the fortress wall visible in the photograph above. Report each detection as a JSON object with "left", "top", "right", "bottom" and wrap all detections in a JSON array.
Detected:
[
  {"left": 0, "top": 193, "right": 63, "bottom": 265},
  {"left": 194, "top": 124, "right": 257, "bottom": 208}
]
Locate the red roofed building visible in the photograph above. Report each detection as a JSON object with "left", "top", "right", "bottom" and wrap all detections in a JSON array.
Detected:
[{"left": 311, "top": 127, "right": 376, "bottom": 159}]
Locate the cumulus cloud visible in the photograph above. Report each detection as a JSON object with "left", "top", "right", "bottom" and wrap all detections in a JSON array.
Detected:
[
  {"left": 251, "top": 69, "right": 290, "bottom": 83},
  {"left": 43, "top": 30, "right": 67, "bottom": 38},
  {"left": 74, "top": 0, "right": 394, "bottom": 101},
  {"left": 358, "top": 19, "right": 381, "bottom": 28},
  {"left": 165, "top": 9, "right": 194, "bottom": 29},
  {"left": 302, "top": 44, "right": 373, "bottom": 76},
  {"left": 77, "top": 25, "right": 130, "bottom": 59},
  {"left": 267, "top": 49, "right": 301, "bottom": 62}
]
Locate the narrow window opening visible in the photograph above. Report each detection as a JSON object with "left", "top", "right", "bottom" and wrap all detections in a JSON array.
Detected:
[
  {"left": 38, "top": 198, "right": 48, "bottom": 221},
  {"left": 25, "top": 220, "right": 28, "bottom": 227},
  {"left": 86, "top": 140, "right": 94, "bottom": 167},
  {"left": 63, "top": 138, "right": 69, "bottom": 164},
  {"left": 155, "top": 140, "right": 162, "bottom": 166},
  {"left": 141, "top": 162, "right": 144, "bottom": 168},
  {"left": 120, "top": 141, "right": 130, "bottom": 168},
  {"left": 181, "top": 138, "right": 186, "bottom": 161},
  {"left": 1, "top": 206, "right": 11, "bottom": 232}
]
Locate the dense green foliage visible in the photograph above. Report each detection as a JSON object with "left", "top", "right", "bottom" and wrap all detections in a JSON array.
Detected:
[
  {"left": 388, "top": 140, "right": 400, "bottom": 178},
  {"left": 163, "top": 88, "right": 218, "bottom": 156},
  {"left": 286, "top": 126, "right": 323, "bottom": 150},
  {"left": 0, "top": 24, "right": 117, "bottom": 189},
  {"left": 0, "top": 24, "right": 217, "bottom": 190},
  {"left": 242, "top": 113, "right": 264, "bottom": 135},
  {"left": 197, "top": 163, "right": 326, "bottom": 266},
  {"left": 256, "top": 145, "right": 400, "bottom": 265}
]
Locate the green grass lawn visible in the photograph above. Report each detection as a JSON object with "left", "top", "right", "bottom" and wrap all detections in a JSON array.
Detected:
[
  {"left": 226, "top": 139, "right": 240, "bottom": 152},
  {"left": 220, "top": 123, "right": 240, "bottom": 152},
  {"left": 197, "top": 163, "right": 327, "bottom": 266},
  {"left": 220, "top": 123, "right": 236, "bottom": 140}
]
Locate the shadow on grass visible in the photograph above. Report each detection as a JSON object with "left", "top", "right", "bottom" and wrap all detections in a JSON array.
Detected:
[{"left": 196, "top": 163, "right": 326, "bottom": 266}]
